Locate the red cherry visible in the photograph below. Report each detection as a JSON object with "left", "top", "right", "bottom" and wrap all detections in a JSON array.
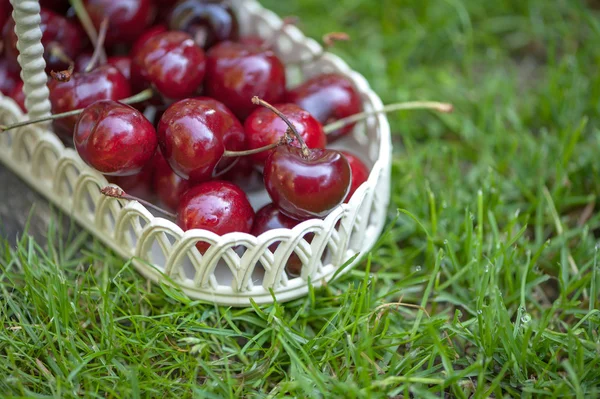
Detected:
[
  {"left": 131, "top": 24, "right": 168, "bottom": 55},
  {"left": 156, "top": 97, "right": 244, "bottom": 183},
  {"left": 106, "top": 156, "right": 155, "bottom": 200},
  {"left": 83, "top": 0, "right": 156, "bottom": 46},
  {"left": 0, "top": 2, "right": 10, "bottom": 32},
  {"left": 286, "top": 73, "right": 362, "bottom": 142},
  {"left": 152, "top": 150, "right": 189, "bottom": 211},
  {"left": 244, "top": 103, "right": 327, "bottom": 167},
  {"left": 205, "top": 41, "right": 286, "bottom": 120},
  {"left": 177, "top": 180, "right": 255, "bottom": 253},
  {"left": 48, "top": 64, "right": 131, "bottom": 138},
  {"left": 251, "top": 203, "right": 311, "bottom": 276},
  {"left": 340, "top": 151, "right": 370, "bottom": 203},
  {"left": 168, "top": 0, "right": 239, "bottom": 48},
  {"left": 74, "top": 53, "right": 94, "bottom": 72},
  {"left": 131, "top": 31, "right": 206, "bottom": 100},
  {"left": 263, "top": 146, "right": 351, "bottom": 219},
  {"left": 106, "top": 56, "right": 132, "bottom": 81},
  {"left": 74, "top": 100, "right": 157, "bottom": 176},
  {"left": 3, "top": 8, "right": 83, "bottom": 73},
  {"left": 0, "top": 58, "right": 20, "bottom": 96},
  {"left": 9, "top": 80, "right": 26, "bottom": 112},
  {"left": 40, "top": 0, "right": 70, "bottom": 13}
]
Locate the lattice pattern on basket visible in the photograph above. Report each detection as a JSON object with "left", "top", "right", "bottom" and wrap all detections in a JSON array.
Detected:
[{"left": 0, "top": 0, "right": 392, "bottom": 306}]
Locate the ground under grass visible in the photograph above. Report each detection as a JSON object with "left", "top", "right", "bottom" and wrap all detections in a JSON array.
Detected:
[{"left": 1, "top": 0, "right": 600, "bottom": 397}]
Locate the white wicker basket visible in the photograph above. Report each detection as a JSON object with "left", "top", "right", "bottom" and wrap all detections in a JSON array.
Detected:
[{"left": 0, "top": 0, "right": 391, "bottom": 306}]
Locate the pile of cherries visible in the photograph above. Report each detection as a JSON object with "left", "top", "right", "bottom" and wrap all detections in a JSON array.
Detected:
[{"left": 0, "top": 0, "right": 372, "bottom": 274}]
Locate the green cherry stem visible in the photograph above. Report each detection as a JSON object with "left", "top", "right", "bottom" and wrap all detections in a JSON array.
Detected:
[
  {"left": 101, "top": 186, "right": 177, "bottom": 219},
  {"left": 84, "top": 17, "right": 109, "bottom": 73},
  {"left": 69, "top": 0, "right": 107, "bottom": 64},
  {"left": 222, "top": 135, "right": 291, "bottom": 158},
  {"left": 323, "top": 101, "right": 454, "bottom": 134},
  {"left": 0, "top": 88, "right": 154, "bottom": 132}
]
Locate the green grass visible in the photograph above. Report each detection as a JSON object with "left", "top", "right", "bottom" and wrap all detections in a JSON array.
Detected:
[{"left": 2, "top": 0, "right": 600, "bottom": 397}]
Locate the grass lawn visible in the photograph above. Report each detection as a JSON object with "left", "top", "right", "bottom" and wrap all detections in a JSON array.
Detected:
[{"left": 2, "top": 0, "right": 600, "bottom": 397}]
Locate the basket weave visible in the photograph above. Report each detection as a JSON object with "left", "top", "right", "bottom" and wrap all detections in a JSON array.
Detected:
[{"left": 0, "top": 0, "right": 391, "bottom": 306}]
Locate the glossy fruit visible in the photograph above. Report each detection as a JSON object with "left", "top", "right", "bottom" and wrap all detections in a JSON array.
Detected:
[
  {"left": 131, "top": 24, "right": 168, "bottom": 55},
  {"left": 168, "top": 0, "right": 239, "bottom": 48},
  {"left": 340, "top": 151, "right": 369, "bottom": 202},
  {"left": 244, "top": 103, "right": 327, "bottom": 166},
  {"left": 152, "top": 151, "right": 189, "bottom": 211},
  {"left": 251, "top": 203, "right": 311, "bottom": 276},
  {"left": 205, "top": 41, "right": 286, "bottom": 120},
  {"left": 74, "top": 100, "right": 157, "bottom": 176},
  {"left": 0, "top": 2, "right": 11, "bottom": 32},
  {"left": 40, "top": 0, "right": 70, "bottom": 13},
  {"left": 263, "top": 146, "right": 351, "bottom": 219},
  {"left": 106, "top": 157, "right": 155, "bottom": 199},
  {"left": 286, "top": 73, "right": 362, "bottom": 141},
  {"left": 131, "top": 31, "right": 206, "bottom": 100},
  {"left": 107, "top": 56, "right": 132, "bottom": 81},
  {"left": 3, "top": 8, "right": 83, "bottom": 73},
  {"left": 83, "top": 0, "right": 155, "bottom": 46},
  {"left": 157, "top": 97, "right": 244, "bottom": 183},
  {"left": 48, "top": 64, "right": 131, "bottom": 138},
  {"left": 9, "top": 80, "right": 26, "bottom": 112},
  {"left": 74, "top": 53, "right": 93, "bottom": 72},
  {"left": 177, "top": 180, "right": 255, "bottom": 253},
  {"left": 0, "top": 58, "right": 20, "bottom": 96}
]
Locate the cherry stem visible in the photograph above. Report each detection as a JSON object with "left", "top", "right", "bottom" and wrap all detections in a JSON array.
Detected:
[
  {"left": 85, "top": 17, "right": 109, "bottom": 73},
  {"left": 69, "top": 0, "right": 107, "bottom": 64},
  {"left": 251, "top": 96, "right": 310, "bottom": 157},
  {"left": 260, "top": 16, "right": 299, "bottom": 51},
  {"left": 192, "top": 26, "right": 209, "bottom": 48},
  {"left": 0, "top": 88, "right": 154, "bottom": 132},
  {"left": 48, "top": 44, "right": 75, "bottom": 66},
  {"left": 222, "top": 136, "right": 291, "bottom": 157},
  {"left": 101, "top": 186, "right": 177, "bottom": 219},
  {"left": 323, "top": 101, "right": 454, "bottom": 134}
]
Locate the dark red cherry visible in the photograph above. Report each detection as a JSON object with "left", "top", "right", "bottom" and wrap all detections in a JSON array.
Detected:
[
  {"left": 177, "top": 180, "right": 255, "bottom": 253},
  {"left": 0, "top": 58, "right": 20, "bottom": 96},
  {"left": 131, "top": 31, "right": 206, "bottom": 100},
  {"left": 131, "top": 24, "right": 168, "bottom": 55},
  {"left": 40, "top": 0, "right": 70, "bottom": 13},
  {"left": 251, "top": 203, "right": 311, "bottom": 276},
  {"left": 264, "top": 146, "right": 351, "bottom": 220},
  {"left": 0, "top": 2, "right": 10, "bottom": 33},
  {"left": 340, "top": 151, "right": 369, "bottom": 203},
  {"left": 205, "top": 41, "right": 286, "bottom": 120},
  {"left": 3, "top": 8, "right": 83, "bottom": 73},
  {"left": 107, "top": 56, "right": 132, "bottom": 81},
  {"left": 157, "top": 97, "right": 244, "bottom": 183},
  {"left": 168, "top": 0, "right": 239, "bottom": 49},
  {"left": 152, "top": 150, "right": 189, "bottom": 211},
  {"left": 244, "top": 103, "right": 327, "bottom": 167},
  {"left": 286, "top": 73, "right": 362, "bottom": 141},
  {"left": 106, "top": 156, "right": 155, "bottom": 199},
  {"left": 48, "top": 65, "right": 131, "bottom": 139},
  {"left": 74, "top": 53, "right": 94, "bottom": 72},
  {"left": 74, "top": 100, "right": 157, "bottom": 176},
  {"left": 83, "top": 0, "right": 156, "bottom": 46},
  {"left": 9, "top": 80, "right": 26, "bottom": 112}
]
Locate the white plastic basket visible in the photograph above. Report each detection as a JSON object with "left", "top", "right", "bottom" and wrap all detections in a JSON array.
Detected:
[{"left": 0, "top": 0, "right": 391, "bottom": 306}]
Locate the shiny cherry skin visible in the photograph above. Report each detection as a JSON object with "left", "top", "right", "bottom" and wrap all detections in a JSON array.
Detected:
[
  {"left": 74, "top": 100, "right": 157, "bottom": 176},
  {"left": 0, "top": 58, "right": 20, "bottom": 96},
  {"left": 251, "top": 203, "right": 311, "bottom": 276},
  {"left": 131, "top": 24, "right": 168, "bottom": 55},
  {"left": 74, "top": 55, "right": 131, "bottom": 80},
  {"left": 48, "top": 65, "right": 131, "bottom": 138},
  {"left": 286, "top": 73, "right": 362, "bottom": 141},
  {"left": 9, "top": 80, "right": 26, "bottom": 112},
  {"left": 177, "top": 180, "right": 255, "bottom": 253},
  {"left": 264, "top": 146, "right": 351, "bottom": 220},
  {"left": 83, "top": 0, "right": 155, "bottom": 46},
  {"left": 168, "top": 0, "right": 239, "bottom": 49},
  {"left": 157, "top": 97, "right": 244, "bottom": 183},
  {"left": 3, "top": 8, "right": 83, "bottom": 73},
  {"left": 205, "top": 40, "right": 286, "bottom": 120},
  {"left": 132, "top": 31, "right": 206, "bottom": 100},
  {"left": 244, "top": 103, "right": 327, "bottom": 167},
  {"left": 340, "top": 151, "right": 369, "bottom": 203},
  {"left": 106, "top": 156, "right": 155, "bottom": 199},
  {"left": 152, "top": 150, "right": 189, "bottom": 211}
]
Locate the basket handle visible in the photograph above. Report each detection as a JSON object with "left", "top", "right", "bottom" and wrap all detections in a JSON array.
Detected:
[{"left": 10, "top": 0, "right": 51, "bottom": 119}]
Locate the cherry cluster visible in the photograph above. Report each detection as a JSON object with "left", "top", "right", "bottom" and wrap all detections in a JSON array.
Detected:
[{"left": 0, "top": 0, "right": 373, "bottom": 273}]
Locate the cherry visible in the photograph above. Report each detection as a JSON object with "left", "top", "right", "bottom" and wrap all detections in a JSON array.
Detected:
[
  {"left": 339, "top": 151, "right": 369, "bottom": 203},
  {"left": 83, "top": 0, "right": 156, "bottom": 47},
  {"left": 48, "top": 64, "right": 131, "bottom": 138},
  {"left": 264, "top": 145, "right": 351, "bottom": 219},
  {"left": 9, "top": 80, "right": 26, "bottom": 112},
  {"left": 0, "top": 58, "right": 20, "bottom": 96},
  {"left": 251, "top": 203, "right": 311, "bottom": 276},
  {"left": 286, "top": 73, "right": 362, "bottom": 142},
  {"left": 131, "top": 24, "right": 168, "bottom": 55},
  {"left": 40, "top": 0, "right": 70, "bottom": 13},
  {"left": 3, "top": 8, "right": 83, "bottom": 73},
  {"left": 205, "top": 40, "right": 286, "bottom": 120},
  {"left": 244, "top": 103, "right": 326, "bottom": 167},
  {"left": 75, "top": 55, "right": 131, "bottom": 80},
  {"left": 74, "top": 99, "right": 157, "bottom": 176},
  {"left": 74, "top": 53, "right": 94, "bottom": 72},
  {"left": 152, "top": 150, "right": 189, "bottom": 211},
  {"left": 156, "top": 97, "right": 244, "bottom": 183},
  {"left": 168, "top": 0, "right": 239, "bottom": 49},
  {"left": 131, "top": 31, "right": 206, "bottom": 100},
  {"left": 0, "top": 2, "right": 10, "bottom": 33},
  {"left": 177, "top": 180, "right": 255, "bottom": 253},
  {"left": 106, "top": 156, "right": 155, "bottom": 199}
]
